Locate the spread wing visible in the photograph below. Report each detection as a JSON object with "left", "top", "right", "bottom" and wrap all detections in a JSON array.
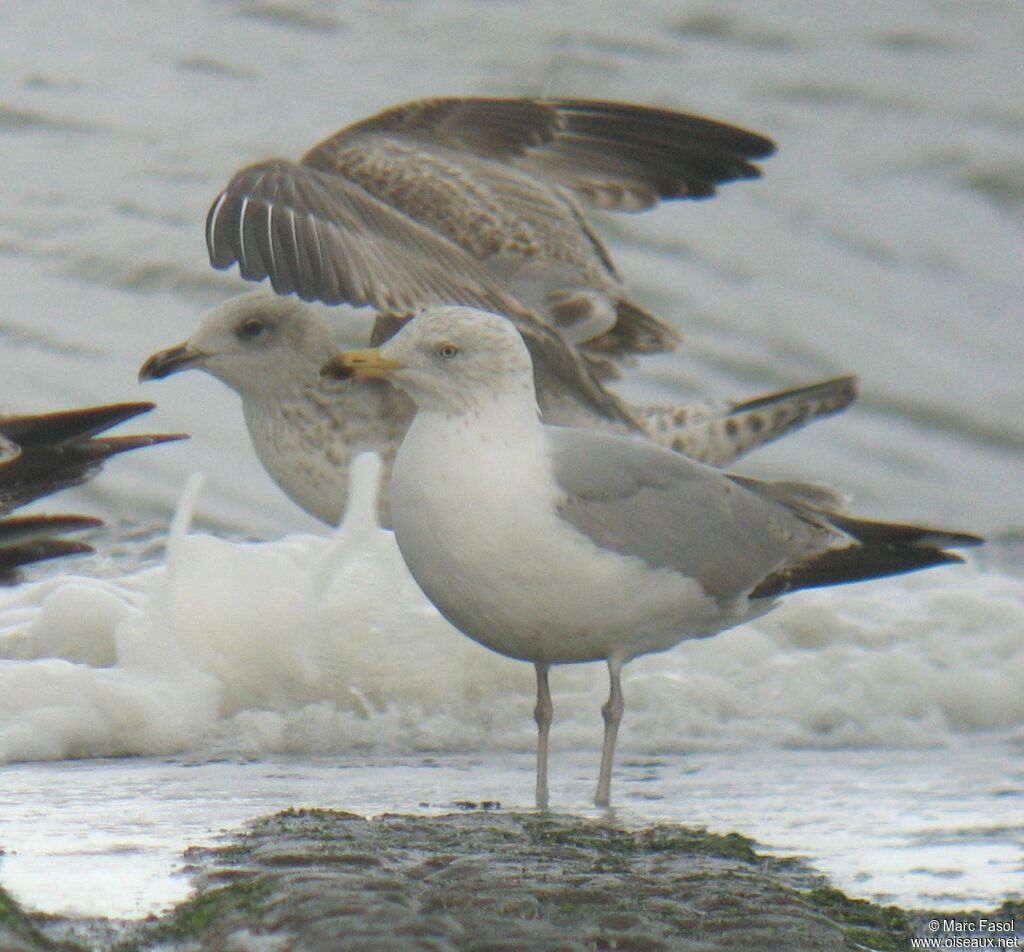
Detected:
[
  {"left": 206, "top": 160, "right": 530, "bottom": 313},
  {"left": 207, "top": 97, "right": 774, "bottom": 306},
  {"left": 310, "top": 96, "right": 776, "bottom": 210},
  {"left": 206, "top": 164, "right": 638, "bottom": 427},
  {"left": 205, "top": 97, "right": 773, "bottom": 425}
]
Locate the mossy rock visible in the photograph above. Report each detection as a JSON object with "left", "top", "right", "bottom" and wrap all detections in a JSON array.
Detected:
[
  {"left": 805, "top": 886, "right": 912, "bottom": 951},
  {"left": 522, "top": 815, "right": 759, "bottom": 863},
  {"left": 3, "top": 812, "right": 1020, "bottom": 951}
]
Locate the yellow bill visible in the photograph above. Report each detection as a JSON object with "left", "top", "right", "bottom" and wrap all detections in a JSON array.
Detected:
[{"left": 320, "top": 348, "right": 406, "bottom": 381}]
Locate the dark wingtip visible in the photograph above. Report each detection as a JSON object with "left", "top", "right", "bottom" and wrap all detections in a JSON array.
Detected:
[
  {"left": 206, "top": 190, "right": 239, "bottom": 270},
  {"left": 748, "top": 134, "right": 777, "bottom": 160},
  {"left": 0, "top": 514, "right": 104, "bottom": 543},
  {"left": 828, "top": 515, "right": 984, "bottom": 551},
  {"left": 0, "top": 538, "right": 96, "bottom": 584},
  {"left": 730, "top": 375, "right": 859, "bottom": 417},
  {"left": 0, "top": 513, "right": 103, "bottom": 583},
  {"left": 0, "top": 402, "right": 158, "bottom": 447},
  {"left": 92, "top": 432, "right": 190, "bottom": 458},
  {"left": 752, "top": 540, "right": 975, "bottom": 600}
]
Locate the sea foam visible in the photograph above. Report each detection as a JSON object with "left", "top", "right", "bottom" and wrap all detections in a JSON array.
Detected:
[{"left": 1, "top": 456, "right": 1021, "bottom": 765}]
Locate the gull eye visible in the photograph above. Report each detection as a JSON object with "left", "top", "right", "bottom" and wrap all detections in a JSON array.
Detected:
[
  {"left": 237, "top": 318, "right": 266, "bottom": 341},
  {"left": 436, "top": 342, "right": 460, "bottom": 359}
]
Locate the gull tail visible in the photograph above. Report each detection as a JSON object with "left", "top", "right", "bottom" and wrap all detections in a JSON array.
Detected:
[
  {"left": 750, "top": 516, "right": 983, "bottom": 598},
  {"left": 638, "top": 375, "right": 858, "bottom": 466}
]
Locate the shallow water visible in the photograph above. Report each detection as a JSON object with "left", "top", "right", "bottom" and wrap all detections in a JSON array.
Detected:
[
  {"left": 2, "top": 744, "right": 1021, "bottom": 920},
  {"left": 1, "top": 0, "right": 1022, "bottom": 928}
]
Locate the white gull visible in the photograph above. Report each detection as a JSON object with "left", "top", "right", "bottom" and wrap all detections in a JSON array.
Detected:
[{"left": 321, "top": 306, "right": 980, "bottom": 808}]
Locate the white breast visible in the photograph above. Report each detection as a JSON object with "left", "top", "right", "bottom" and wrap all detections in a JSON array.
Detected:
[{"left": 390, "top": 406, "right": 740, "bottom": 665}]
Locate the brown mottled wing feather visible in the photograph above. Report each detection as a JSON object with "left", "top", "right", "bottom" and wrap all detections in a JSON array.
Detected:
[
  {"left": 206, "top": 162, "right": 638, "bottom": 427},
  {"left": 309, "top": 97, "right": 776, "bottom": 210},
  {"left": 515, "top": 320, "right": 638, "bottom": 428},
  {"left": 207, "top": 160, "right": 540, "bottom": 313},
  {"left": 333, "top": 97, "right": 565, "bottom": 157}
]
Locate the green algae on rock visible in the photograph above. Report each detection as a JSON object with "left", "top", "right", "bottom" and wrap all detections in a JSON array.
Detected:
[
  {"left": 3, "top": 810, "right": 1021, "bottom": 951},
  {"left": 0, "top": 884, "right": 56, "bottom": 952}
]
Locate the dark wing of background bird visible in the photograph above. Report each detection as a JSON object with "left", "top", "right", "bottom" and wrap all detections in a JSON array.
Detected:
[
  {"left": 206, "top": 97, "right": 773, "bottom": 363},
  {"left": 206, "top": 163, "right": 638, "bottom": 428},
  {"left": 0, "top": 402, "right": 186, "bottom": 583},
  {"left": 318, "top": 97, "right": 776, "bottom": 210},
  {"left": 209, "top": 98, "right": 775, "bottom": 301},
  {"left": 207, "top": 159, "right": 532, "bottom": 314}
]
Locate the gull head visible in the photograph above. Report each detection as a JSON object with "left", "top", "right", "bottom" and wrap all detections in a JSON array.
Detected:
[
  {"left": 321, "top": 306, "right": 536, "bottom": 414},
  {"left": 139, "top": 291, "right": 346, "bottom": 397}
]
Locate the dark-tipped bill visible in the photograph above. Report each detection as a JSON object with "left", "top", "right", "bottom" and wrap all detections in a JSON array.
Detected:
[
  {"left": 320, "top": 348, "right": 405, "bottom": 381},
  {"left": 138, "top": 343, "right": 204, "bottom": 382}
]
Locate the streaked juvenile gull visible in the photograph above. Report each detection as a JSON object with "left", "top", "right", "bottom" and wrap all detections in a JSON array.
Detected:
[
  {"left": 140, "top": 292, "right": 855, "bottom": 527},
  {"left": 205, "top": 96, "right": 774, "bottom": 356},
  {"left": 321, "top": 306, "right": 980, "bottom": 808},
  {"left": 0, "top": 402, "right": 185, "bottom": 582}
]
